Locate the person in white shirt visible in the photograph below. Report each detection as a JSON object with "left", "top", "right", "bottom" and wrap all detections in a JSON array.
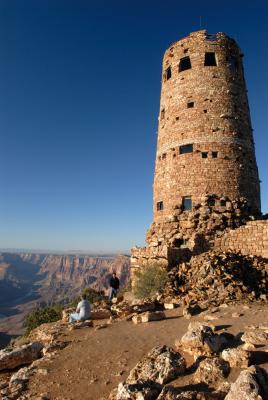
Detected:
[{"left": 69, "top": 294, "right": 91, "bottom": 323}]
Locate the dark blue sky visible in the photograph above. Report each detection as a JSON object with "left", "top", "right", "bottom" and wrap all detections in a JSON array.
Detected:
[{"left": 1, "top": 0, "right": 268, "bottom": 253}]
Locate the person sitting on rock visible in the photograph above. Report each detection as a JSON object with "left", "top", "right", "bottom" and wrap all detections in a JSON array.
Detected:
[
  {"left": 109, "top": 272, "right": 120, "bottom": 301},
  {"left": 69, "top": 294, "right": 91, "bottom": 323}
]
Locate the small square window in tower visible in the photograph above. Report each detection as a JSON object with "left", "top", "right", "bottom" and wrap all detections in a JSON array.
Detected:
[
  {"left": 179, "top": 144, "right": 193, "bottom": 154},
  {"left": 165, "top": 66, "right": 172, "bottom": 80},
  {"left": 179, "top": 56, "right": 191, "bottom": 72},
  {"left": 204, "top": 52, "right": 217, "bottom": 66},
  {"left": 173, "top": 238, "right": 188, "bottom": 248},
  {"left": 182, "top": 196, "right": 192, "bottom": 211},
  {"left": 208, "top": 198, "right": 216, "bottom": 206},
  {"left": 157, "top": 201, "right": 164, "bottom": 211},
  {"left": 212, "top": 151, "right": 218, "bottom": 158},
  {"left": 187, "top": 101, "right": 194, "bottom": 108},
  {"left": 201, "top": 152, "right": 208, "bottom": 158},
  {"left": 160, "top": 109, "right": 165, "bottom": 120}
]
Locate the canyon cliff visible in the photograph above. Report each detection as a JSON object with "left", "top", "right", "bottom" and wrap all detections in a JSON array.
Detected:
[{"left": 0, "top": 253, "right": 130, "bottom": 347}]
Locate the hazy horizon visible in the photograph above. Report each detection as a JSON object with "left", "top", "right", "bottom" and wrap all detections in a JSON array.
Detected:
[{"left": 0, "top": 247, "right": 130, "bottom": 256}]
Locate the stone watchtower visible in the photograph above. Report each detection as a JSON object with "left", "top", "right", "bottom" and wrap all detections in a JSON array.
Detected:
[{"left": 131, "top": 30, "right": 263, "bottom": 275}]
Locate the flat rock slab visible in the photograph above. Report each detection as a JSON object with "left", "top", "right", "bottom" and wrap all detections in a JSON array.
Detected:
[
  {"left": 164, "top": 304, "right": 178, "bottom": 310},
  {"left": 91, "top": 309, "right": 111, "bottom": 320},
  {"left": 0, "top": 342, "right": 43, "bottom": 371},
  {"left": 72, "top": 320, "right": 93, "bottom": 329},
  {"left": 132, "top": 311, "right": 166, "bottom": 324}
]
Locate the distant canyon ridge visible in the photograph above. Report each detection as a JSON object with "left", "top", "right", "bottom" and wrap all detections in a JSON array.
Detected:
[{"left": 0, "top": 252, "right": 130, "bottom": 347}]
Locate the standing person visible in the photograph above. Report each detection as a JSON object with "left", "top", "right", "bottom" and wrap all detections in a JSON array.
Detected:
[
  {"left": 109, "top": 272, "right": 120, "bottom": 301},
  {"left": 69, "top": 294, "right": 91, "bottom": 323}
]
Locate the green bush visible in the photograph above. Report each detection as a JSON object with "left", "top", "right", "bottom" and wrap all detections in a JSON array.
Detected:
[
  {"left": 69, "top": 287, "right": 105, "bottom": 307},
  {"left": 82, "top": 287, "right": 104, "bottom": 303},
  {"left": 133, "top": 264, "right": 168, "bottom": 299},
  {"left": 24, "top": 304, "right": 62, "bottom": 335}
]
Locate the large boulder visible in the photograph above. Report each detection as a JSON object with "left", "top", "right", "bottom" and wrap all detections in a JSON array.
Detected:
[
  {"left": 194, "top": 357, "right": 230, "bottom": 386},
  {"left": 221, "top": 348, "right": 251, "bottom": 368},
  {"left": 177, "top": 322, "right": 228, "bottom": 357},
  {"left": 127, "top": 345, "right": 186, "bottom": 385},
  {"left": 225, "top": 366, "right": 268, "bottom": 400},
  {"left": 0, "top": 342, "right": 43, "bottom": 371}
]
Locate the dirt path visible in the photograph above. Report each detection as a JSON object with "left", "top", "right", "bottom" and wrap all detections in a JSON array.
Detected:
[{"left": 26, "top": 302, "right": 268, "bottom": 400}]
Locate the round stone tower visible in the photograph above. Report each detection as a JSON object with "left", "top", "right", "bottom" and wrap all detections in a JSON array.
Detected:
[
  {"left": 131, "top": 30, "right": 263, "bottom": 279},
  {"left": 152, "top": 30, "right": 260, "bottom": 231}
]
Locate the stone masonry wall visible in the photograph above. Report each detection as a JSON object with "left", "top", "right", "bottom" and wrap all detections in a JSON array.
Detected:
[{"left": 215, "top": 220, "right": 268, "bottom": 259}]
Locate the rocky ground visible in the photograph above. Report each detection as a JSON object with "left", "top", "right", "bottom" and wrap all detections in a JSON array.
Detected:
[
  {"left": 1, "top": 299, "right": 268, "bottom": 400},
  {"left": 162, "top": 251, "right": 267, "bottom": 307}
]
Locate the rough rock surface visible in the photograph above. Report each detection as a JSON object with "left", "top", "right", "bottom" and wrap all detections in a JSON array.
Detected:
[
  {"left": 194, "top": 357, "right": 230, "bottom": 386},
  {"left": 111, "top": 301, "right": 134, "bottom": 318},
  {"left": 241, "top": 330, "right": 268, "bottom": 345},
  {"left": 91, "top": 309, "right": 112, "bottom": 320},
  {"left": 157, "top": 386, "right": 224, "bottom": 399},
  {"left": 8, "top": 366, "right": 31, "bottom": 398},
  {"left": 140, "top": 311, "right": 166, "bottom": 323},
  {"left": 221, "top": 347, "right": 251, "bottom": 368},
  {"left": 225, "top": 366, "right": 268, "bottom": 400},
  {"left": 127, "top": 345, "right": 186, "bottom": 385},
  {"left": 162, "top": 251, "right": 268, "bottom": 308},
  {"left": 109, "top": 380, "right": 162, "bottom": 400},
  {"left": 177, "top": 322, "right": 227, "bottom": 356},
  {"left": 70, "top": 320, "right": 93, "bottom": 329},
  {"left": 111, "top": 299, "right": 159, "bottom": 319},
  {"left": 132, "top": 312, "right": 166, "bottom": 324},
  {"left": 0, "top": 342, "right": 43, "bottom": 371},
  {"left": 131, "top": 300, "right": 157, "bottom": 313},
  {"left": 28, "top": 321, "right": 65, "bottom": 345}
]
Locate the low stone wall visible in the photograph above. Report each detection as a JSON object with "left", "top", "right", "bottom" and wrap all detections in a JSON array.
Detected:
[
  {"left": 131, "top": 220, "right": 268, "bottom": 284},
  {"left": 214, "top": 220, "right": 268, "bottom": 259},
  {"left": 130, "top": 245, "right": 192, "bottom": 283},
  {"left": 131, "top": 246, "right": 169, "bottom": 278}
]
